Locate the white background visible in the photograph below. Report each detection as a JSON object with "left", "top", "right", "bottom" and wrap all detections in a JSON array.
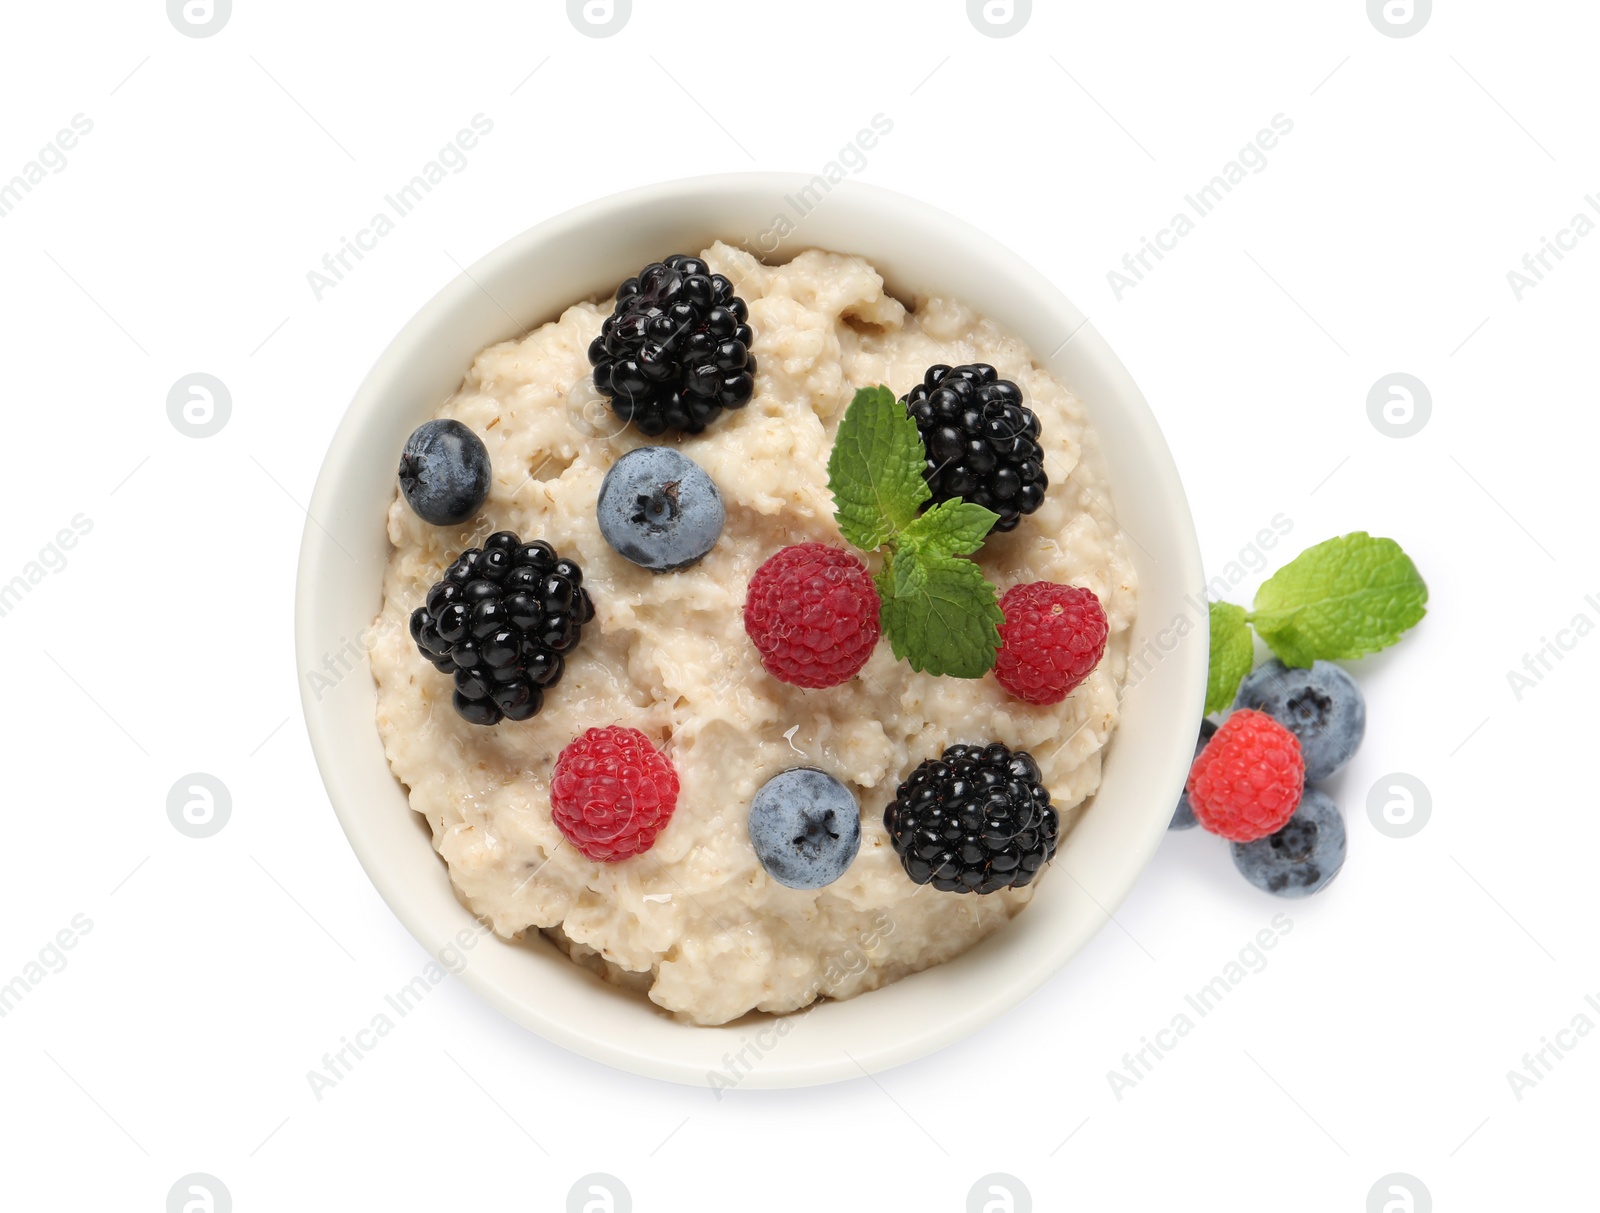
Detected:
[{"left": 1, "top": 2, "right": 1594, "bottom": 1209}]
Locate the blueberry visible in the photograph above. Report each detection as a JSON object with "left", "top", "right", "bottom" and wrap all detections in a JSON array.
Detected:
[
  {"left": 597, "top": 446, "right": 724, "bottom": 572},
  {"left": 1170, "top": 718, "right": 1219, "bottom": 830},
  {"left": 398, "top": 419, "right": 491, "bottom": 526},
  {"left": 1231, "top": 790, "right": 1346, "bottom": 897},
  {"left": 748, "top": 768, "right": 861, "bottom": 890},
  {"left": 1233, "top": 659, "right": 1365, "bottom": 781}
]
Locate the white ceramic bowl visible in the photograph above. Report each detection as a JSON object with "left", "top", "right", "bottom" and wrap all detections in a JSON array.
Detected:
[{"left": 296, "top": 173, "right": 1207, "bottom": 1088}]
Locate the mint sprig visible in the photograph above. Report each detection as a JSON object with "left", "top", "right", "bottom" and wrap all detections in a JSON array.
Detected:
[
  {"left": 879, "top": 554, "right": 1004, "bottom": 676},
  {"left": 828, "top": 385, "right": 929, "bottom": 551},
  {"left": 901, "top": 498, "right": 1001, "bottom": 560},
  {"left": 1206, "top": 601, "right": 1254, "bottom": 716},
  {"left": 828, "top": 386, "right": 1003, "bottom": 678},
  {"left": 1206, "top": 532, "right": 1427, "bottom": 709},
  {"left": 1250, "top": 532, "right": 1428, "bottom": 666}
]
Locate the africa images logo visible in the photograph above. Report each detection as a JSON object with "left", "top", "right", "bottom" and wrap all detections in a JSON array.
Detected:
[
  {"left": 167, "top": 373, "right": 231, "bottom": 438},
  {"left": 567, "top": 1173, "right": 631, "bottom": 1213},
  {"left": 568, "top": 0, "right": 632, "bottom": 38},
  {"left": 967, "top": 1173, "right": 1031, "bottom": 1213},
  {"left": 1367, "top": 0, "right": 1430, "bottom": 38},
  {"left": 167, "top": 773, "right": 232, "bottom": 839},
  {"left": 167, "top": 1174, "right": 231, "bottom": 1213},
  {"left": 167, "top": 0, "right": 231, "bottom": 38},
  {"left": 1367, "top": 1173, "right": 1431, "bottom": 1212},
  {"left": 967, "top": 0, "right": 1031, "bottom": 38},
  {"left": 1366, "top": 373, "right": 1431, "bottom": 439}
]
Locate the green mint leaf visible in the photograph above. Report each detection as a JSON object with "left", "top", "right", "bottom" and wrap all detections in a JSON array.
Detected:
[
  {"left": 827, "top": 385, "right": 1005, "bottom": 680},
  {"left": 873, "top": 558, "right": 896, "bottom": 605},
  {"left": 900, "top": 498, "right": 999, "bottom": 559},
  {"left": 887, "top": 540, "right": 927, "bottom": 599},
  {"left": 879, "top": 551, "right": 1003, "bottom": 679},
  {"left": 1247, "top": 532, "right": 1427, "bottom": 667},
  {"left": 1206, "top": 601, "right": 1255, "bottom": 715},
  {"left": 827, "top": 385, "right": 930, "bottom": 552}
]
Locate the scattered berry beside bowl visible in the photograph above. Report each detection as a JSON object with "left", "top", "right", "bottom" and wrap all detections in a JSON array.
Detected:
[
  {"left": 1169, "top": 718, "right": 1218, "bottom": 830},
  {"left": 551, "top": 726, "right": 680, "bottom": 862},
  {"left": 747, "top": 768, "right": 862, "bottom": 890},
  {"left": 1178, "top": 531, "right": 1425, "bottom": 898},
  {"left": 994, "top": 582, "right": 1108, "bottom": 705},
  {"left": 1233, "top": 659, "right": 1365, "bottom": 782},
  {"left": 597, "top": 446, "right": 725, "bottom": 572},
  {"left": 744, "top": 543, "right": 881, "bottom": 689},
  {"left": 1185, "top": 709, "right": 1305, "bottom": 843},
  {"left": 410, "top": 532, "right": 594, "bottom": 725},
  {"left": 1231, "top": 789, "right": 1346, "bottom": 897},
  {"left": 885, "top": 742, "right": 1058, "bottom": 894},
  {"left": 902, "top": 363, "right": 1047, "bottom": 534},
  {"left": 587, "top": 254, "right": 757, "bottom": 436},
  {"left": 398, "top": 419, "right": 491, "bottom": 525}
]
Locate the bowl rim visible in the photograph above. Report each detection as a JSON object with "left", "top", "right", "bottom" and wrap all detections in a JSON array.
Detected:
[{"left": 295, "top": 171, "right": 1208, "bottom": 1088}]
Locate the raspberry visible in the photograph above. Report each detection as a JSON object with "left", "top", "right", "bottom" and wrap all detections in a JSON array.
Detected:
[
  {"left": 743, "top": 543, "right": 881, "bottom": 689},
  {"left": 550, "top": 727, "right": 680, "bottom": 862},
  {"left": 1186, "top": 709, "right": 1306, "bottom": 842},
  {"left": 993, "top": 582, "right": 1108, "bottom": 705}
]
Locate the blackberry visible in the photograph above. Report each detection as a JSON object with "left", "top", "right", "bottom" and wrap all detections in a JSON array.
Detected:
[
  {"left": 587, "top": 254, "right": 757, "bottom": 436},
  {"left": 901, "top": 363, "right": 1048, "bottom": 533},
  {"left": 884, "top": 742, "right": 1058, "bottom": 894},
  {"left": 409, "top": 531, "right": 594, "bottom": 726}
]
